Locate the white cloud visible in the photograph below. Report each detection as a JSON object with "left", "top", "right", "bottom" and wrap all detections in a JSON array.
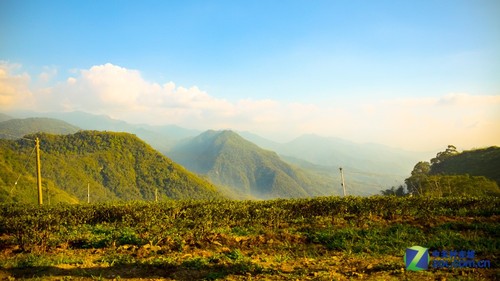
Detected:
[
  {"left": 0, "top": 62, "right": 498, "bottom": 151},
  {"left": 45, "top": 63, "right": 236, "bottom": 125},
  {"left": 0, "top": 62, "right": 35, "bottom": 110},
  {"left": 38, "top": 66, "right": 58, "bottom": 84}
]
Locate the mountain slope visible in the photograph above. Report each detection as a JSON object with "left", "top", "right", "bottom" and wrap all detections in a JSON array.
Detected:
[
  {"left": 0, "top": 117, "right": 80, "bottom": 139},
  {"left": 0, "top": 146, "right": 80, "bottom": 204},
  {"left": 0, "top": 113, "right": 12, "bottom": 122},
  {"left": 169, "top": 130, "right": 337, "bottom": 199},
  {"left": 0, "top": 131, "right": 222, "bottom": 203},
  {"left": 430, "top": 146, "right": 500, "bottom": 185}
]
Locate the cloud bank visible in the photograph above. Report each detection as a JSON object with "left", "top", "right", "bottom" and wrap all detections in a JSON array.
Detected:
[
  {"left": 1, "top": 62, "right": 499, "bottom": 151},
  {"left": 0, "top": 63, "right": 34, "bottom": 109}
]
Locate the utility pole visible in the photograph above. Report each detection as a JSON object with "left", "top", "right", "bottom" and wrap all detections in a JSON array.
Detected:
[
  {"left": 35, "top": 137, "right": 43, "bottom": 206},
  {"left": 155, "top": 188, "right": 158, "bottom": 202},
  {"left": 339, "top": 167, "right": 346, "bottom": 197},
  {"left": 87, "top": 183, "right": 90, "bottom": 203}
]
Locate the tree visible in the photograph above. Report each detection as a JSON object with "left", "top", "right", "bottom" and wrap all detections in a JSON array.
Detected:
[
  {"left": 381, "top": 185, "right": 406, "bottom": 196},
  {"left": 419, "top": 174, "right": 500, "bottom": 197},
  {"left": 431, "top": 145, "right": 459, "bottom": 165},
  {"left": 405, "top": 161, "right": 430, "bottom": 195}
]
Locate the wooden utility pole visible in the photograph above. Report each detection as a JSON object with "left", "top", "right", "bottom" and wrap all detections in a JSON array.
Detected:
[
  {"left": 339, "top": 167, "right": 346, "bottom": 197},
  {"left": 35, "top": 137, "right": 43, "bottom": 205}
]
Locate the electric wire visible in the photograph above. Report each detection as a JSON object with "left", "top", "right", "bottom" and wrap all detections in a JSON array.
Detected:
[
  {"left": 338, "top": 167, "right": 406, "bottom": 196},
  {"left": 343, "top": 169, "right": 406, "bottom": 178},
  {"left": 10, "top": 144, "right": 37, "bottom": 194}
]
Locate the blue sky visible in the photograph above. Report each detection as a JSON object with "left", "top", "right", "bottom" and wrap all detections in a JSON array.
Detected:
[{"left": 1, "top": 1, "right": 499, "bottom": 150}]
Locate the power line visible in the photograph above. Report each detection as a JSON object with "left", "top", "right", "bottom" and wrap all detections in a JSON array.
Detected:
[
  {"left": 343, "top": 169, "right": 405, "bottom": 178},
  {"left": 10, "top": 145, "right": 37, "bottom": 194},
  {"left": 336, "top": 166, "right": 406, "bottom": 196},
  {"left": 8, "top": 137, "right": 43, "bottom": 206}
]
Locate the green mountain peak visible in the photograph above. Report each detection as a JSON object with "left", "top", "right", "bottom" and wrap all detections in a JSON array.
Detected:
[
  {"left": 0, "top": 131, "right": 223, "bottom": 203},
  {"left": 169, "top": 130, "right": 335, "bottom": 199}
]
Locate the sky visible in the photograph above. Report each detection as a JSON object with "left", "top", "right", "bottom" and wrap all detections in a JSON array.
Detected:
[{"left": 1, "top": 0, "right": 499, "bottom": 151}]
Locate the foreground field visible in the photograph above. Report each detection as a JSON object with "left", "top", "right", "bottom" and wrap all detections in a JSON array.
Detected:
[{"left": 0, "top": 196, "right": 498, "bottom": 280}]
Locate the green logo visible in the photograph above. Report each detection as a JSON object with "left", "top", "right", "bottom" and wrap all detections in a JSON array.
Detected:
[{"left": 404, "top": 246, "right": 429, "bottom": 271}]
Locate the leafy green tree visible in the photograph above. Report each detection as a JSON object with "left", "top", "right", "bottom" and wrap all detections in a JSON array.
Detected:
[
  {"left": 430, "top": 145, "right": 459, "bottom": 165},
  {"left": 405, "top": 161, "right": 430, "bottom": 195},
  {"left": 381, "top": 185, "right": 406, "bottom": 196}
]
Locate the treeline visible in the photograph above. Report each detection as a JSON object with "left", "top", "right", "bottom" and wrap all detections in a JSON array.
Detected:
[{"left": 383, "top": 145, "right": 500, "bottom": 197}]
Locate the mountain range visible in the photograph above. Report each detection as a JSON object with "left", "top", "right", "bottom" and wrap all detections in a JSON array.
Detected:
[
  {"left": 242, "top": 132, "right": 431, "bottom": 173},
  {"left": 1, "top": 111, "right": 437, "bottom": 198},
  {"left": 10, "top": 111, "right": 200, "bottom": 153}
]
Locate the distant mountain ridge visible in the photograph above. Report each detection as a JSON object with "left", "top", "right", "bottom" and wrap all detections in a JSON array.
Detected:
[
  {"left": 257, "top": 133, "right": 427, "bottom": 174},
  {"left": 6, "top": 111, "right": 200, "bottom": 153},
  {"left": 169, "top": 130, "right": 337, "bottom": 199},
  {"left": 0, "top": 131, "right": 223, "bottom": 203},
  {"left": 0, "top": 117, "right": 80, "bottom": 139}
]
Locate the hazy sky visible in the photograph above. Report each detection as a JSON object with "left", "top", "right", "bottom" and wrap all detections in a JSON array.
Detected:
[{"left": 1, "top": 0, "right": 499, "bottom": 151}]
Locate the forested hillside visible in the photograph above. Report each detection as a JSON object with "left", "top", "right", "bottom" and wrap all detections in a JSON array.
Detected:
[
  {"left": 430, "top": 146, "right": 500, "bottom": 185},
  {"left": 0, "top": 131, "right": 222, "bottom": 203},
  {"left": 403, "top": 146, "right": 500, "bottom": 197},
  {"left": 169, "top": 130, "right": 336, "bottom": 199},
  {"left": 0, "top": 117, "right": 80, "bottom": 139}
]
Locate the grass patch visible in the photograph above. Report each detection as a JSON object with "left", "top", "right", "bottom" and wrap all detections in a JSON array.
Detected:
[{"left": 306, "top": 223, "right": 425, "bottom": 255}]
